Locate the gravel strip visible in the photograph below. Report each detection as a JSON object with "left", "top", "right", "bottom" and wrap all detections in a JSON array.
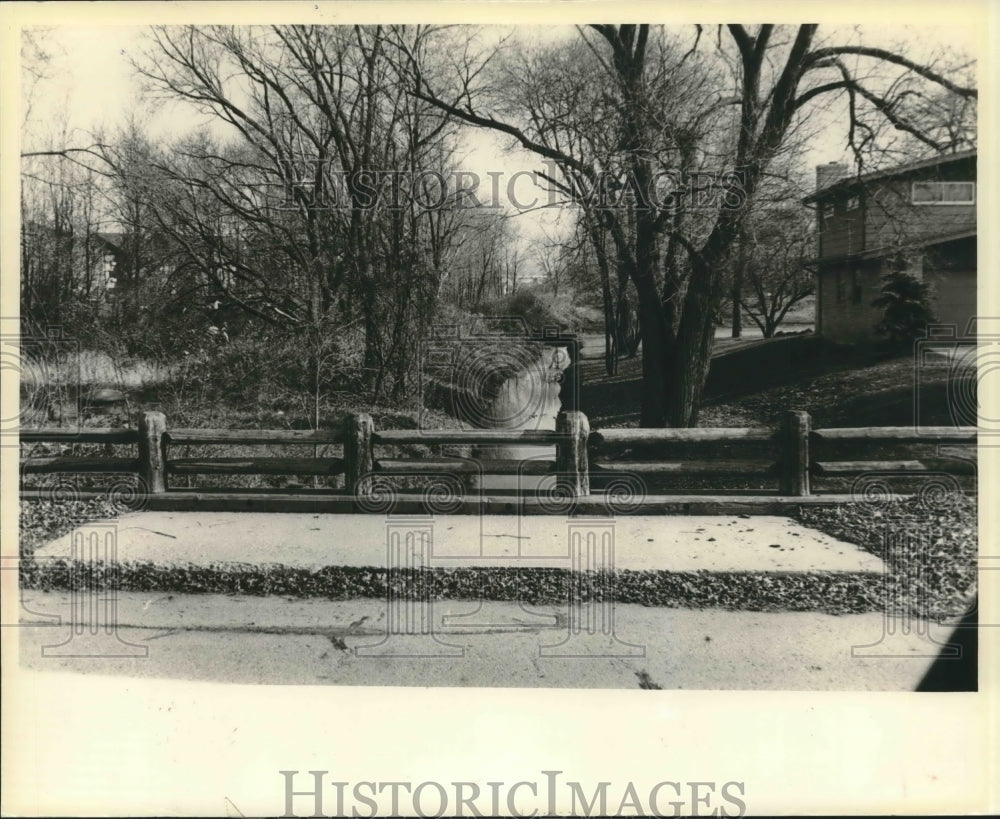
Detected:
[
  {"left": 798, "top": 493, "right": 977, "bottom": 619},
  {"left": 20, "top": 560, "right": 885, "bottom": 614},
  {"left": 19, "top": 498, "right": 123, "bottom": 558}
]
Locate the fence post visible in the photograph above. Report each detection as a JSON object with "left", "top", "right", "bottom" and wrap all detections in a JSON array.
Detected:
[
  {"left": 344, "top": 412, "right": 374, "bottom": 496},
  {"left": 780, "top": 410, "right": 811, "bottom": 496},
  {"left": 558, "top": 337, "right": 581, "bottom": 412},
  {"left": 556, "top": 410, "right": 590, "bottom": 496},
  {"left": 138, "top": 411, "right": 167, "bottom": 494}
]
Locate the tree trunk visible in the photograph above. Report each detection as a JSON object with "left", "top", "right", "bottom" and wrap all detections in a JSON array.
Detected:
[
  {"left": 731, "top": 277, "right": 743, "bottom": 338},
  {"left": 631, "top": 270, "right": 670, "bottom": 427},
  {"left": 664, "top": 319, "right": 715, "bottom": 427},
  {"left": 599, "top": 247, "right": 618, "bottom": 377},
  {"left": 661, "top": 242, "right": 730, "bottom": 427},
  {"left": 586, "top": 219, "right": 618, "bottom": 377},
  {"left": 603, "top": 306, "right": 617, "bottom": 377},
  {"left": 615, "top": 278, "right": 634, "bottom": 358},
  {"left": 360, "top": 292, "right": 382, "bottom": 402},
  {"left": 731, "top": 226, "right": 746, "bottom": 338}
]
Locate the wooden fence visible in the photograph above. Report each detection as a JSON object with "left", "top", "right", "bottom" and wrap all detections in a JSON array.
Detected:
[{"left": 19, "top": 410, "right": 977, "bottom": 513}]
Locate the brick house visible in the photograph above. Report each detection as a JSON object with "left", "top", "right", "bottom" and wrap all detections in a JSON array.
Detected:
[{"left": 805, "top": 149, "right": 976, "bottom": 343}]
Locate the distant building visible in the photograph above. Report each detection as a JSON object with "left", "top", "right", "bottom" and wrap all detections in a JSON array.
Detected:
[
  {"left": 92, "top": 232, "right": 125, "bottom": 295},
  {"left": 805, "top": 150, "right": 976, "bottom": 343},
  {"left": 20, "top": 224, "right": 124, "bottom": 311}
]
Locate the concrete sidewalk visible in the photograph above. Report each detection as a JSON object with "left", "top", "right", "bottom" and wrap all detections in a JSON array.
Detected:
[
  {"left": 16, "top": 592, "right": 944, "bottom": 690},
  {"left": 34, "top": 511, "right": 883, "bottom": 572}
]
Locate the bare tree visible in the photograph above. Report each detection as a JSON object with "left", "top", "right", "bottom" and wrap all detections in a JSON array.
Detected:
[
  {"left": 739, "top": 207, "right": 816, "bottom": 338},
  {"left": 131, "top": 24, "right": 467, "bottom": 402},
  {"left": 402, "top": 24, "right": 977, "bottom": 426},
  {"left": 21, "top": 117, "right": 111, "bottom": 331},
  {"left": 21, "top": 28, "right": 54, "bottom": 131},
  {"left": 442, "top": 209, "right": 522, "bottom": 308}
]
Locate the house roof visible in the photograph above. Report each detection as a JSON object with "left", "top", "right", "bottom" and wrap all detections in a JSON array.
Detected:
[
  {"left": 862, "top": 226, "right": 976, "bottom": 259},
  {"left": 810, "top": 226, "right": 976, "bottom": 266},
  {"left": 803, "top": 148, "right": 977, "bottom": 203},
  {"left": 93, "top": 232, "right": 126, "bottom": 250}
]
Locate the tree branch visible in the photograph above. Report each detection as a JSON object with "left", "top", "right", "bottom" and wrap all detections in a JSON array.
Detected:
[{"left": 804, "top": 45, "right": 978, "bottom": 99}]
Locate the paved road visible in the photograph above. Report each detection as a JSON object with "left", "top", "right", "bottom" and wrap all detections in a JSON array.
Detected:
[
  {"left": 17, "top": 592, "right": 944, "bottom": 690},
  {"left": 574, "top": 329, "right": 814, "bottom": 361}
]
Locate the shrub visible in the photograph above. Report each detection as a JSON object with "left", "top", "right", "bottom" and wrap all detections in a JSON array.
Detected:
[
  {"left": 157, "top": 319, "right": 366, "bottom": 426},
  {"left": 475, "top": 287, "right": 563, "bottom": 334},
  {"left": 871, "top": 268, "right": 937, "bottom": 345}
]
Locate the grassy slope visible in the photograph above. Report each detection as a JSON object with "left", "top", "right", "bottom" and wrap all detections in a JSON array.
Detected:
[{"left": 581, "top": 341, "right": 959, "bottom": 430}]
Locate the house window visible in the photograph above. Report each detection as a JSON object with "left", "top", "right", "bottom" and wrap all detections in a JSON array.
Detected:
[
  {"left": 103, "top": 254, "right": 117, "bottom": 289},
  {"left": 911, "top": 181, "right": 975, "bottom": 205},
  {"left": 845, "top": 195, "right": 860, "bottom": 211},
  {"left": 820, "top": 202, "right": 834, "bottom": 218},
  {"left": 851, "top": 268, "right": 863, "bottom": 304},
  {"left": 835, "top": 270, "right": 846, "bottom": 303}
]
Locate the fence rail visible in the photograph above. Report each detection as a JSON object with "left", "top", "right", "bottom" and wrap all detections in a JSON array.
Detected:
[
  {"left": 167, "top": 428, "right": 345, "bottom": 445},
  {"left": 813, "top": 458, "right": 978, "bottom": 476},
  {"left": 372, "top": 429, "right": 565, "bottom": 445},
  {"left": 21, "top": 456, "right": 139, "bottom": 474},
  {"left": 18, "top": 409, "right": 977, "bottom": 509},
  {"left": 167, "top": 457, "right": 346, "bottom": 476},
  {"left": 590, "top": 427, "right": 777, "bottom": 444},
  {"left": 589, "top": 459, "right": 780, "bottom": 476},
  {"left": 19, "top": 429, "right": 138, "bottom": 444},
  {"left": 810, "top": 426, "right": 976, "bottom": 443}
]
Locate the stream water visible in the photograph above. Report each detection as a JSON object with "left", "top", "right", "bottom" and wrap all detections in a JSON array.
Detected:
[{"left": 473, "top": 345, "right": 571, "bottom": 491}]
